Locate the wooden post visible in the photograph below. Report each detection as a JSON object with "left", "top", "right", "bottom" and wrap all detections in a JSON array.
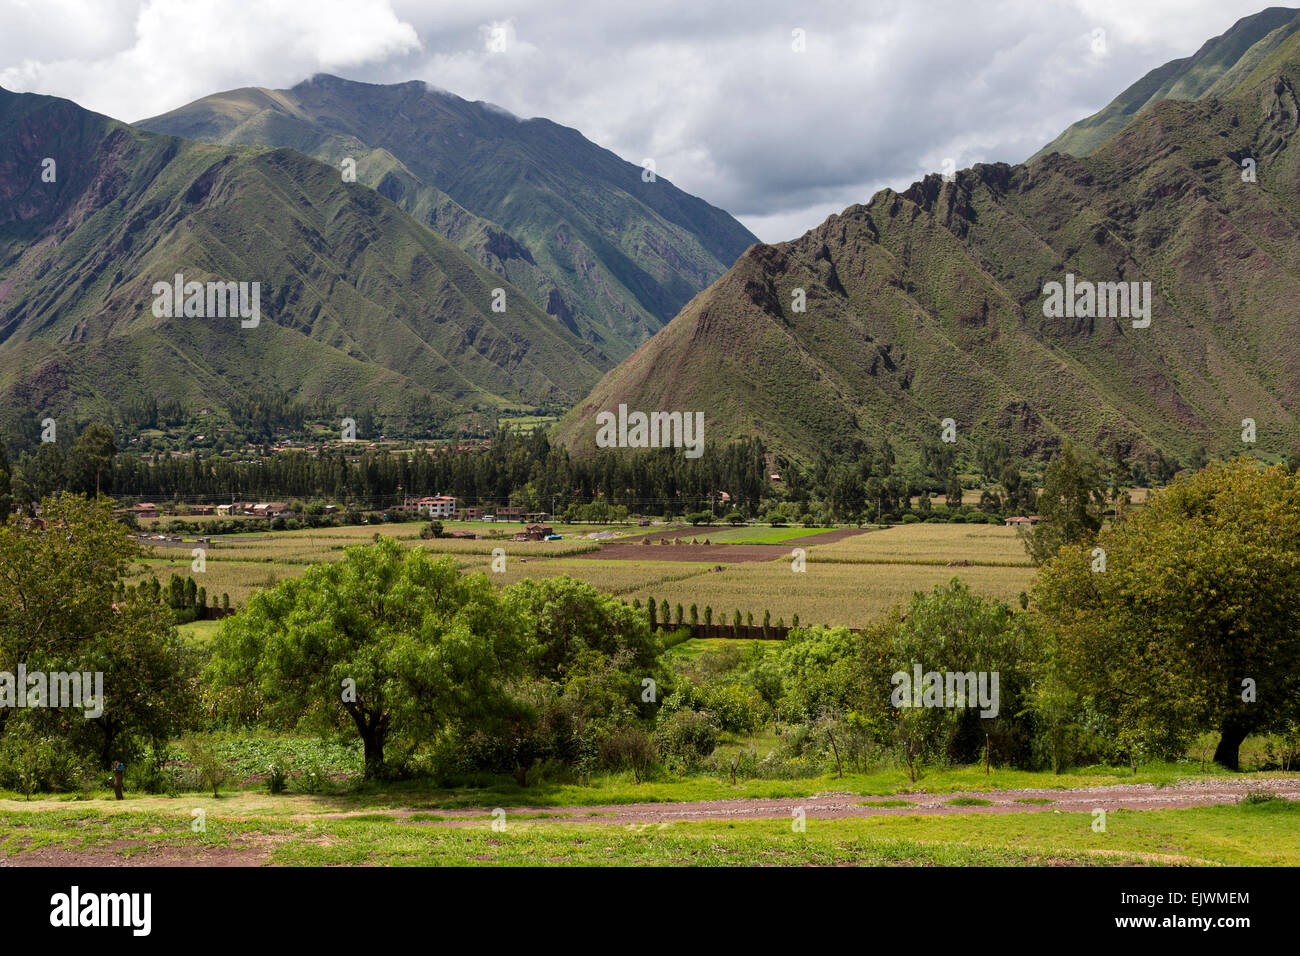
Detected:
[{"left": 112, "top": 762, "right": 125, "bottom": 800}]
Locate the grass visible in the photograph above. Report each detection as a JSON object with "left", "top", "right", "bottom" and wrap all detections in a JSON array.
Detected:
[
  {"left": 177, "top": 619, "right": 222, "bottom": 644},
  {"left": 702, "top": 525, "right": 843, "bottom": 545},
  {"left": 14, "top": 757, "right": 1284, "bottom": 814},
  {"left": 2, "top": 800, "right": 1296, "bottom": 866},
  {"left": 665, "top": 638, "right": 775, "bottom": 660}
]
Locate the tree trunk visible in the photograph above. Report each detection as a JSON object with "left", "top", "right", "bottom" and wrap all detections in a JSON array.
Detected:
[{"left": 1213, "top": 718, "right": 1251, "bottom": 771}]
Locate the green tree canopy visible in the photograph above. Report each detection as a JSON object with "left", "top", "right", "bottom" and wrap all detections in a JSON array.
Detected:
[
  {"left": 1035, "top": 459, "right": 1300, "bottom": 769},
  {"left": 1022, "top": 440, "right": 1107, "bottom": 565},
  {"left": 0, "top": 495, "right": 194, "bottom": 768},
  {"left": 208, "top": 538, "right": 527, "bottom": 778}
]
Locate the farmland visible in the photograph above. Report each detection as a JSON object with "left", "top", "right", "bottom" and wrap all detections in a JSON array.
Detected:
[{"left": 134, "top": 520, "right": 1037, "bottom": 625}]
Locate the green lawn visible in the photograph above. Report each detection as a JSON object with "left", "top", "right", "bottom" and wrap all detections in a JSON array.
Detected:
[
  {"left": 3, "top": 801, "right": 1295, "bottom": 866},
  {"left": 701, "top": 525, "right": 843, "bottom": 545}
]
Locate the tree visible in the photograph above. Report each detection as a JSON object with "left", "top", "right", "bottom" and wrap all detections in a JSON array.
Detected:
[
  {"left": 1021, "top": 440, "right": 1106, "bottom": 565},
  {"left": 208, "top": 539, "right": 526, "bottom": 779},
  {"left": 67, "top": 424, "right": 116, "bottom": 496},
  {"left": 0, "top": 495, "right": 194, "bottom": 763},
  {"left": 0, "top": 441, "right": 11, "bottom": 521},
  {"left": 504, "top": 576, "right": 660, "bottom": 682},
  {"left": 945, "top": 473, "right": 963, "bottom": 511},
  {"left": 1035, "top": 460, "right": 1300, "bottom": 770}
]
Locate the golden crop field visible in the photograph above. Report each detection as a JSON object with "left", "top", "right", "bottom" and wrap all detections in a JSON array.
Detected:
[
  {"left": 621, "top": 560, "right": 1034, "bottom": 628},
  {"left": 141, "top": 521, "right": 1040, "bottom": 628},
  {"left": 807, "top": 523, "right": 1033, "bottom": 565}
]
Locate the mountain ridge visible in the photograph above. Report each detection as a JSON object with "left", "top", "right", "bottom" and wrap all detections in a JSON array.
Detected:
[
  {"left": 138, "top": 75, "right": 759, "bottom": 358},
  {"left": 1032, "top": 6, "right": 1300, "bottom": 161},
  {"left": 556, "top": 27, "right": 1300, "bottom": 464},
  {"left": 0, "top": 86, "right": 606, "bottom": 438}
]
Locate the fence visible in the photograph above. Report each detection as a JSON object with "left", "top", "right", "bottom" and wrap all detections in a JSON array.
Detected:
[{"left": 656, "top": 622, "right": 865, "bottom": 640}]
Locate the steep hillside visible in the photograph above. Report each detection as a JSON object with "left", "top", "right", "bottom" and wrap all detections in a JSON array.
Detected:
[
  {"left": 139, "top": 75, "right": 759, "bottom": 357},
  {"left": 559, "top": 33, "right": 1300, "bottom": 463},
  {"left": 1033, "top": 7, "right": 1300, "bottom": 161},
  {"left": 0, "top": 87, "right": 606, "bottom": 437}
]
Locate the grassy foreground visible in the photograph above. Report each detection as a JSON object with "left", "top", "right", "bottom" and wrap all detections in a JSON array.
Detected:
[{"left": 2, "top": 800, "right": 1296, "bottom": 866}]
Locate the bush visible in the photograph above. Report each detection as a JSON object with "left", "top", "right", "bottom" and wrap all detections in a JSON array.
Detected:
[
  {"left": 181, "top": 736, "right": 228, "bottom": 798},
  {"left": 0, "top": 734, "right": 93, "bottom": 797},
  {"left": 597, "top": 726, "right": 657, "bottom": 783},
  {"left": 267, "top": 756, "right": 290, "bottom": 795},
  {"left": 701, "top": 682, "right": 769, "bottom": 734},
  {"left": 654, "top": 709, "right": 719, "bottom": 764},
  {"left": 901, "top": 514, "right": 921, "bottom": 524}
]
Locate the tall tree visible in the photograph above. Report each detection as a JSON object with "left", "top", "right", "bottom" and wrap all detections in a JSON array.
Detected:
[
  {"left": 1035, "top": 460, "right": 1300, "bottom": 770},
  {"left": 208, "top": 539, "right": 526, "bottom": 778},
  {"left": 1021, "top": 440, "right": 1106, "bottom": 565}
]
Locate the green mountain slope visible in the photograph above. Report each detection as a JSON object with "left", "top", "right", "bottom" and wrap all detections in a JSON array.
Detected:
[
  {"left": 138, "top": 75, "right": 759, "bottom": 358},
  {"left": 558, "top": 33, "right": 1300, "bottom": 463},
  {"left": 0, "top": 87, "right": 606, "bottom": 435},
  {"left": 1033, "top": 6, "right": 1300, "bottom": 161}
]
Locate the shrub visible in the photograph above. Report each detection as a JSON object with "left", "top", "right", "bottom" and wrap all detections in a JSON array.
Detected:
[
  {"left": 181, "top": 736, "right": 228, "bottom": 798},
  {"left": 654, "top": 709, "right": 719, "bottom": 764},
  {"left": 598, "top": 726, "right": 657, "bottom": 783},
  {"left": 267, "top": 756, "right": 290, "bottom": 795}
]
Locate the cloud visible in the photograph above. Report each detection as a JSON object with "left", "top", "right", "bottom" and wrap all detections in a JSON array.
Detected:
[
  {"left": 0, "top": 0, "right": 420, "bottom": 121},
  {"left": 0, "top": 0, "right": 1278, "bottom": 241}
]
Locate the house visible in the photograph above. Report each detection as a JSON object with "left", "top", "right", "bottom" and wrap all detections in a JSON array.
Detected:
[
  {"left": 412, "top": 495, "right": 456, "bottom": 519},
  {"left": 216, "top": 504, "right": 234, "bottom": 516},
  {"left": 524, "top": 512, "right": 550, "bottom": 523},
  {"left": 1004, "top": 516, "right": 1041, "bottom": 526},
  {"left": 454, "top": 506, "right": 482, "bottom": 521},
  {"left": 251, "top": 502, "right": 290, "bottom": 518},
  {"left": 497, "top": 505, "right": 527, "bottom": 522},
  {"left": 128, "top": 502, "right": 160, "bottom": 519},
  {"left": 512, "top": 523, "right": 554, "bottom": 542}
]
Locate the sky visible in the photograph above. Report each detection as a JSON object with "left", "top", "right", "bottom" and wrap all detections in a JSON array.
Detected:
[{"left": 0, "top": 0, "right": 1285, "bottom": 242}]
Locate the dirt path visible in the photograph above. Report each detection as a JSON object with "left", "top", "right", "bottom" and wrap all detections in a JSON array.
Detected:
[{"left": 313, "top": 777, "right": 1300, "bottom": 827}]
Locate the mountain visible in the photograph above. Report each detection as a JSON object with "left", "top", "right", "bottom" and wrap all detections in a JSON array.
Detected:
[
  {"left": 557, "top": 28, "right": 1300, "bottom": 464},
  {"left": 0, "top": 86, "right": 607, "bottom": 439},
  {"left": 1033, "top": 7, "right": 1300, "bottom": 161},
  {"left": 138, "top": 75, "right": 759, "bottom": 358}
]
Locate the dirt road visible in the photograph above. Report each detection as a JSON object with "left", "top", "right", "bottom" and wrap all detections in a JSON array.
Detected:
[{"left": 322, "top": 777, "right": 1300, "bottom": 827}]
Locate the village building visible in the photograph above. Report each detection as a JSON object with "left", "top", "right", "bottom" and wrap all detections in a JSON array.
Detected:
[
  {"left": 409, "top": 495, "right": 456, "bottom": 519},
  {"left": 512, "top": 523, "right": 554, "bottom": 542}
]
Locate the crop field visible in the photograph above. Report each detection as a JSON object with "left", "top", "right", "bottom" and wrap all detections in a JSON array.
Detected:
[
  {"left": 620, "top": 560, "right": 1034, "bottom": 627},
  {"left": 805, "top": 523, "right": 1033, "bottom": 566},
  {"left": 137, "top": 522, "right": 1037, "bottom": 625}
]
